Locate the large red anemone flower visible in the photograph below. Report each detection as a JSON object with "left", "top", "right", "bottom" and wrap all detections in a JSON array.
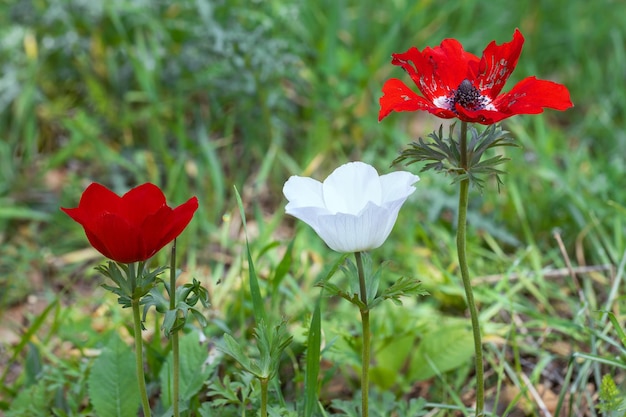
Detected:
[
  {"left": 378, "top": 29, "right": 573, "bottom": 125},
  {"left": 62, "top": 183, "right": 198, "bottom": 264}
]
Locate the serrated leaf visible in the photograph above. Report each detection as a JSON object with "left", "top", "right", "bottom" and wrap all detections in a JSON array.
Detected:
[
  {"left": 409, "top": 321, "right": 474, "bottom": 381},
  {"left": 160, "top": 332, "right": 214, "bottom": 409},
  {"left": 88, "top": 334, "right": 140, "bottom": 417}
]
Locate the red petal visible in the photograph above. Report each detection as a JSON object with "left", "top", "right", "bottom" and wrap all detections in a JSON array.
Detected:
[
  {"left": 140, "top": 196, "right": 199, "bottom": 260},
  {"left": 61, "top": 183, "right": 121, "bottom": 239},
  {"left": 85, "top": 213, "right": 145, "bottom": 263},
  {"left": 140, "top": 205, "right": 175, "bottom": 259},
  {"left": 378, "top": 78, "right": 439, "bottom": 121},
  {"left": 63, "top": 183, "right": 121, "bottom": 226},
  {"left": 476, "top": 29, "right": 524, "bottom": 98},
  {"left": 494, "top": 76, "right": 573, "bottom": 115},
  {"left": 157, "top": 196, "right": 199, "bottom": 251},
  {"left": 120, "top": 183, "right": 167, "bottom": 225},
  {"left": 391, "top": 40, "right": 478, "bottom": 101},
  {"left": 454, "top": 106, "right": 508, "bottom": 125}
]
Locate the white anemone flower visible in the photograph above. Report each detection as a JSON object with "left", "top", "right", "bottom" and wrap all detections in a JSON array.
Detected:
[{"left": 283, "top": 161, "right": 419, "bottom": 253}]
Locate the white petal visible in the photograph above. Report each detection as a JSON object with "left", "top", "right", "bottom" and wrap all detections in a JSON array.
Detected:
[
  {"left": 379, "top": 171, "right": 420, "bottom": 204},
  {"left": 322, "top": 162, "right": 382, "bottom": 214},
  {"left": 284, "top": 205, "right": 331, "bottom": 234},
  {"left": 283, "top": 176, "right": 325, "bottom": 209},
  {"left": 283, "top": 163, "right": 419, "bottom": 253},
  {"left": 314, "top": 202, "right": 393, "bottom": 252}
]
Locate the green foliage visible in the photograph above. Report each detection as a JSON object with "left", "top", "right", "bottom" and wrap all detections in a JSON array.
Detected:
[
  {"left": 2, "top": 0, "right": 626, "bottom": 415},
  {"left": 304, "top": 299, "right": 322, "bottom": 417},
  {"left": 318, "top": 254, "right": 427, "bottom": 311},
  {"left": 143, "top": 277, "right": 210, "bottom": 336},
  {"left": 409, "top": 321, "right": 474, "bottom": 381},
  {"left": 607, "top": 311, "right": 626, "bottom": 348},
  {"left": 87, "top": 334, "right": 140, "bottom": 417},
  {"left": 204, "top": 372, "right": 255, "bottom": 412},
  {"left": 235, "top": 185, "right": 267, "bottom": 323},
  {"left": 598, "top": 374, "right": 626, "bottom": 417},
  {"left": 330, "top": 392, "right": 427, "bottom": 417},
  {"left": 393, "top": 123, "right": 516, "bottom": 190},
  {"left": 159, "top": 331, "right": 214, "bottom": 410},
  {"left": 219, "top": 321, "right": 293, "bottom": 381},
  {"left": 6, "top": 379, "right": 50, "bottom": 417},
  {"left": 97, "top": 262, "right": 166, "bottom": 309}
]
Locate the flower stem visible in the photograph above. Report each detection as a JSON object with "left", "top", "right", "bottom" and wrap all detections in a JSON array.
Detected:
[
  {"left": 130, "top": 262, "right": 152, "bottom": 417},
  {"left": 260, "top": 378, "right": 269, "bottom": 417},
  {"left": 354, "top": 252, "right": 370, "bottom": 417},
  {"left": 458, "top": 121, "right": 484, "bottom": 416},
  {"left": 170, "top": 239, "right": 180, "bottom": 417}
]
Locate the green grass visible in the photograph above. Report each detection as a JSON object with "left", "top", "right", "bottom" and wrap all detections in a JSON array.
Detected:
[{"left": 1, "top": 0, "right": 626, "bottom": 415}]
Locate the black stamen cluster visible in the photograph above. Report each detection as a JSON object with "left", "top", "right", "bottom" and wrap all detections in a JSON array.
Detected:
[{"left": 453, "top": 79, "right": 483, "bottom": 110}]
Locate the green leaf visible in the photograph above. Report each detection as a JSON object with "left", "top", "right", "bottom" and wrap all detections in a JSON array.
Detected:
[
  {"left": 205, "top": 372, "right": 254, "bottom": 410},
  {"left": 369, "top": 276, "right": 428, "bottom": 310},
  {"left": 159, "top": 332, "right": 214, "bottom": 409},
  {"left": 409, "top": 321, "right": 474, "bottom": 381},
  {"left": 257, "top": 320, "right": 293, "bottom": 380},
  {"left": 218, "top": 333, "right": 255, "bottom": 375},
  {"left": 304, "top": 299, "right": 322, "bottom": 417},
  {"left": 370, "top": 334, "right": 417, "bottom": 390},
  {"left": 88, "top": 334, "right": 140, "bottom": 417},
  {"left": 393, "top": 123, "right": 517, "bottom": 191},
  {"left": 315, "top": 280, "right": 365, "bottom": 309}
]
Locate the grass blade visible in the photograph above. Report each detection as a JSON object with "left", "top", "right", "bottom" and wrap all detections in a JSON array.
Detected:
[
  {"left": 304, "top": 298, "right": 322, "bottom": 417},
  {"left": 234, "top": 186, "right": 266, "bottom": 324}
]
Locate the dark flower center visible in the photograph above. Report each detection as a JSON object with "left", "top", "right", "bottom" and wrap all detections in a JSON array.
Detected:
[{"left": 453, "top": 79, "right": 484, "bottom": 110}]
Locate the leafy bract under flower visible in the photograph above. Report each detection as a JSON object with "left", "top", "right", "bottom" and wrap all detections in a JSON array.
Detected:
[
  {"left": 62, "top": 183, "right": 198, "bottom": 263},
  {"left": 379, "top": 29, "right": 573, "bottom": 124},
  {"left": 283, "top": 161, "right": 419, "bottom": 253}
]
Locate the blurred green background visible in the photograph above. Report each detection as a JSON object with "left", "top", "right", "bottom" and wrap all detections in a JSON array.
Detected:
[
  {"left": 1, "top": 0, "right": 624, "bottom": 288},
  {"left": 1, "top": 0, "right": 625, "bottom": 413}
]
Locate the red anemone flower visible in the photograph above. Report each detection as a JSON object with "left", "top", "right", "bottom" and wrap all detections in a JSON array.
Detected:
[
  {"left": 379, "top": 29, "right": 573, "bottom": 125},
  {"left": 62, "top": 183, "right": 198, "bottom": 264}
]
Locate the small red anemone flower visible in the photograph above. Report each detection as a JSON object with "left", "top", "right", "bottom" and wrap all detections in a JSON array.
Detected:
[
  {"left": 62, "top": 183, "right": 198, "bottom": 264},
  {"left": 379, "top": 29, "right": 573, "bottom": 124}
]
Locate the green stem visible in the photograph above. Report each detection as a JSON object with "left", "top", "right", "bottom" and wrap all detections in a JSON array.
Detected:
[
  {"left": 457, "top": 121, "right": 484, "bottom": 416},
  {"left": 260, "top": 378, "right": 269, "bottom": 417},
  {"left": 354, "top": 252, "right": 370, "bottom": 417},
  {"left": 130, "top": 263, "right": 152, "bottom": 417},
  {"left": 170, "top": 240, "right": 180, "bottom": 417}
]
